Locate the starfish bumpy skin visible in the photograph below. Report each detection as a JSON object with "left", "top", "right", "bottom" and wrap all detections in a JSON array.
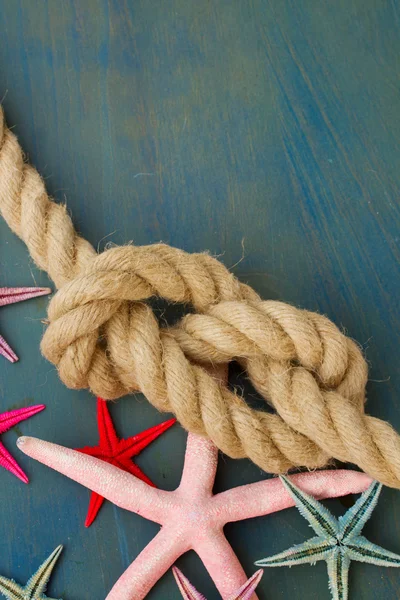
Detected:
[
  {"left": 255, "top": 477, "right": 400, "bottom": 600},
  {"left": 17, "top": 432, "right": 372, "bottom": 599}
]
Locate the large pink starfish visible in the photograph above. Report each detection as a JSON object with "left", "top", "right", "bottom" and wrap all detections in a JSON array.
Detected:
[
  {"left": 0, "top": 404, "right": 45, "bottom": 482},
  {"left": 17, "top": 433, "right": 372, "bottom": 599},
  {"left": 0, "top": 286, "right": 51, "bottom": 362}
]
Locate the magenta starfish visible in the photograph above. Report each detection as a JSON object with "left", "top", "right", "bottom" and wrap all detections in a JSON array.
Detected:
[
  {"left": 17, "top": 433, "right": 372, "bottom": 599},
  {"left": 0, "top": 404, "right": 45, "bottom": 482},
  {"left": 76, "top": 397, "right": 176, "bottom": 527},
  {"left": 0, "top": 286, "right": 51, "bottom": 362}
]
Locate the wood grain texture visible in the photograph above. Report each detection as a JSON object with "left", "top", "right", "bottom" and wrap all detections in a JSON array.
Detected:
[{"left": 0, "top": 0, "right": 399, "bottom": 598}]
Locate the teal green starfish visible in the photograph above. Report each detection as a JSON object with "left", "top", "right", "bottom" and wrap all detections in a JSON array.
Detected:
[
  {"left": 255, "top": 478, "right": 400, "bottom": 600},
  {"left": 0, "top": 546, "right": 63, "bottom": 600}
]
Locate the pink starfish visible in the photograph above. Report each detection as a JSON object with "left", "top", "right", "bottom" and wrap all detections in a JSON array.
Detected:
[
  {"left": 173, "top": 567, "right": 263, "bottom": 599},
  {"left": 0, "top": 404, "right": 45, "bottom": 482},
  {"left": 0, "top": 286, "right": 51, "bottom": 362},
  {"left": 17, "top": 433, "right": 372, "bottom": 599}
]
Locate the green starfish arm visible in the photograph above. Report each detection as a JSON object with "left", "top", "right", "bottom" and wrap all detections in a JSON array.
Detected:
[
  {"left": 0, "top": 577, "right": 25, "bottom": 600},
  {"left": 345, "top": 536, "right": 400, "bottom": 567},
  {"left": 326, "top": 548, "right": 350, "bottom": 600},
  {"left": 339, "top": 481, "right": 382, "bottom": 542},
  {"left": 25, "top": 546, "right": 63, "bottom": 599},
  {"left": 255, "top": 536, "right": 334, "bottom": 568},
  {"left": 280, "top": 476, "right": 339, "bottom": 539}
]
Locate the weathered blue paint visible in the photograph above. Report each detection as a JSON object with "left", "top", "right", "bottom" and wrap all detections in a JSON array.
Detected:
[{"left": 0, "top": 1, "right": 399, "bottom": 598}]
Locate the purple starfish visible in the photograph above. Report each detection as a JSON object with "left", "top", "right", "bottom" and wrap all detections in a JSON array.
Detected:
[
  {"left": 173, "top": 567, "right": 263, "bottom": 600},
  {"left": 0, "top": 286, "right": 51, "bottom": 362},
  {"left": 0, "top": 404, "right": 45, "bottom": 482}
]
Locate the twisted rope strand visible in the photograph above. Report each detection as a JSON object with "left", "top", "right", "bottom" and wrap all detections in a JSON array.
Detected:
[{"left": 1, "top": 107, "right": 400, "bottom": 487}]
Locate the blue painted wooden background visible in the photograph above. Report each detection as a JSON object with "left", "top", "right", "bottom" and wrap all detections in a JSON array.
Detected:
[{"left": 0, "top": 1, "right": 399, "bottom": 598}]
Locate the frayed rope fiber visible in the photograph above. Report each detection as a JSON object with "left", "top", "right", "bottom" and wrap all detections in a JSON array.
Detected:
[{"left": 1, "top": 106, "right": 400, "bottom": 488}]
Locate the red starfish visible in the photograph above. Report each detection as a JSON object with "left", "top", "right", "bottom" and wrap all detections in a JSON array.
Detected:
[
  {"left": 0, "top": 286, "right": 51, "bottom": 362},
  {"left": 76, "top": 397, "right": 176, "bottom": 527}
]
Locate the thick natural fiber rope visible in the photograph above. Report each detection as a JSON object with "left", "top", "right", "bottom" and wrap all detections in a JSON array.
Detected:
[{"left": 1, "top": 107, "right": 400, "bottom": 488}]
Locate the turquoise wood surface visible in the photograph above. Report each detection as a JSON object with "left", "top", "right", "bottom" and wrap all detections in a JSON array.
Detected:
[{"left": 0, "top": 1, "right": 399, "bottom": 598}]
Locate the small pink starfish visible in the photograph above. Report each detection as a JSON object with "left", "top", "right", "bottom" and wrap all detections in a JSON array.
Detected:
[
  {"left": 0, "top": 404, "right": 45, "bottom": 482},
  {"left": 0, "top": 286, "right": 51, "bottom": 362},
  {"left": 17, "top": 433, "right": 372, "bottom": 599},
  {"left": 173, "top": 567, "right": 263, "bottom": 600}
]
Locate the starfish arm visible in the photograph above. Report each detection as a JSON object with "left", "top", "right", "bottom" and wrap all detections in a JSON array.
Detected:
[
  {"left": 230, "top": 569, "right": 264, "bottom": 600},
  {"left": 0, "top": 405, "right": 46, "bottom": 435},
  {"left": 123, "top": 460, "right": 154, "bottom": 486},
  {"left": 76, "top": 445, "right": 102, "bottom": 457},
  {"left": 85, "top": 492, "right": 106, "bottom": 528},
  {"left": 229, "top": 570, "right": 263, "bottom": 600},
  {"left": 255, "top": 537, "right": 334, "bottom": 568},
  {"left": 105, "top": 526, "right": 186, "bottom": 600},
  {"left": 26, "top": 545, "right": 63, "bottom": 598},
  {"left": 0, "top": 577, "right": 25, "bottom": 600},
  {"left": 345, "top": 536, "right": 400, "bottom": 567},
  {"left": 97, "top": 398, "right": 119, "bottom": 451},
  {"left": 0, "top": 287, "right": 50, "bottom": 362},
  {"left": 17, "top": 437, "right": 170, "bottom": 524},
  {"left": 194, "top": 530, "right": 259, "bottom": 600},
  {"left": 278, "top": 475, "right": 339, "bottom": 538},
  {"left": 0, "top": 440, "right": 28, "bottom": 483},
  {"left": 326, "top": 548, "right": 350, "bottom": 600},
  {"left": 118, "top": 418, "right": 176, "bottom": 459},
  {"left": 172, "top": 568, "right": 207, "bottom": 600},
  {"left": 339, "top": 481, "right": 382, "bottom": 542},
  {"left": 0, "top": 334, "right": 18, "bottom": 363},
  {"left": 0, "top": 287, "right": 51, "bottom": 307},
  {"left": 214, "top": 470, "right": 372, "bottom": 525},
  {"left": 179, "top": 434, "right": 218, "bottom": 499}
]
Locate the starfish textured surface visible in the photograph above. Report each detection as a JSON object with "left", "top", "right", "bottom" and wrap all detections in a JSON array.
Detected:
[
  {"left": 173, "top": 567, "right": 263, "bottom": 600},
  {"left": 0, "top": 286, "right": 51, "bottom": 362},
  {"left": 17, "top": 432, "right": 372, "bottom": 600},
  {"left": 0, "top": 404, "right": 45, "bottom": 483},
  {"left": 76, "top": 397, "right": 176, "bottom": 526},
  {"left": 0, "top": 545, "right": 63, "bottom": 599},
  {"left": 255, "top": 477, "right": 400, "bottom": 600}
]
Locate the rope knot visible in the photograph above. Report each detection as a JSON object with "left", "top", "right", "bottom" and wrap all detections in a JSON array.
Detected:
[{"left": 40, "top": 243, "right": 258, "bottom": 397}]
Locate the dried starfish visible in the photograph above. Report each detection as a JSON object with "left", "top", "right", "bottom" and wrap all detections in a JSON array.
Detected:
[
  {"left": 255, "top": 477, "right": 400, "bottom": 600},
  {"left": 17, "top": 432, "right": 372, "bottom": 599},
  {"left": 0, "top": 404, "right": 45, "bottom": 482},
  {"left": 0, "top": 545, "right": 63, "bottom": 599},
  {"left": 173, "top": 567, "right": 263, "bottom": 600},
  {"left": 0, "top": 286, "right": 51, "bottom": 362},
  {"left": 76, "top": 397, "right": 176, "bottom": 526}
]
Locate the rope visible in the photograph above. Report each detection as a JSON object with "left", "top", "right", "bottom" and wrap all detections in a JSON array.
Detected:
[{"left": 2, "top": 106, "right": 400, "bottom": 487}]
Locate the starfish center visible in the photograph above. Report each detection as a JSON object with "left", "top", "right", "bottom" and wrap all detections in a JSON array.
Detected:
[{"left": 169, "top": 496, "right": 219, "bottom": 542}]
